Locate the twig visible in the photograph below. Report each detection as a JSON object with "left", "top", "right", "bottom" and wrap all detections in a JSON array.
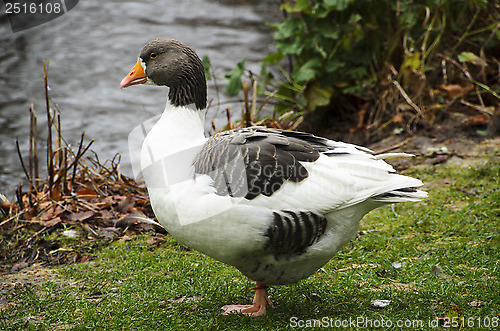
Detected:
[
  {"left": 44, "top": 60, "right": 54, "bottom": 197},
  {"left": 71, "top": 133, "right": 87, "bottom": 190},
  {"left": 242, "top": 80, "right": 250, "bottom": 128},
  {"left": 0, "top": 210, "right": 24, "bottom": 227},
  {"left": 250, "top": 80, "right": 258, "bottom": 123},
  {"left": 225, "top": 107, "right": 232, "bottom": 130},
  {"left": 26, "top": 226, "right": 48, "bottom": 244},
  {"left": 390, "top": 78, "right": 429, "bottom": 124},
  {"left": 62, "top": 148, "right": 68, "bottom": 195},
  {"left": 54, "top": 102, "right": 63, "bottom": 170},
  {"left": 15, "top": 139, "right": 30, "bottom": 182},
  {"left": 76, "top": 199, "right": 99, "bottom": 213},
  {"left": 374, "top": 136, "right": 415, "bottom": 154},
  {"left": 29, "top": 102, "right": 35, "bottom": 193},
  {"left": 32, "top": 106, "right": 39, "bottom": 190},
  {"left": 258, "top": 90, "right": 277, "bottom": 115}
]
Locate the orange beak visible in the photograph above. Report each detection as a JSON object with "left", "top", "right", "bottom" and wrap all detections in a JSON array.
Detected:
[{"left": 120, "top": 60, "right": 147, "bottom": 88}]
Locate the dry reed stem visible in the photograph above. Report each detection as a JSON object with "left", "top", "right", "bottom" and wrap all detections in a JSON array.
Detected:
[{"left": 44, "top": 60, "right": 54, "bottom": 198}]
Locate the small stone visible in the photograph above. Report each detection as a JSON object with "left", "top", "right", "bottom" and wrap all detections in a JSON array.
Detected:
[{"left": 371, "top": 299, "right": 391, "bottom": 308}]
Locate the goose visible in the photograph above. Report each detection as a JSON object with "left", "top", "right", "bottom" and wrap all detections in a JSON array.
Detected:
[{"left": 120, "top": 39, "right": 427, "bottom": 317}]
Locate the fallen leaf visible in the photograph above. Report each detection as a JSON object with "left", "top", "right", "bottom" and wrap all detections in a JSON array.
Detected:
[
  {"left": 371, "top": 299, "right": 391, "bottom": 308},
  {"left": 40, "top": 216, "right": 62, "bottom": 227},
  {"left": 75, "top": 188, "right": 98, "bottom": 196},
  {"left": 431, "top": 265, "right": 451, "bottom": 279},
  {"left": 137, "top": 223, "right": 154, "bottom": 231},
  {"left": 10, "top": 261, "right": 29, "bottom": 272},
  {"left": 469, "top": 114, "right": 488, "bottom": 124},
  {"left": 116, "top": 196, "right": 132, "bottom": 213},
  {"left": 1, "top": 201, "right": 18, "bottom": 212},
  {"left": 68, "top": 211, "right": 95, "bottom": 222},
  {"left": 64, "top": 251, "right": 80, "bottom": 264},
  {"left": 97, "top": 227, "right": 121, "bottom": 239},
  {"left": 469, "top": 300, "right": 485, "bottom": 307},
  {"left": 147, "top": 235, "right": 165, "bottom": 246},
  {"left": 79, "top": 255, "right": 91, "bottom": 263},
  {"left": 392, "top": 113, "right": 404, "bottom": 123},
  {"left": 458, "top": 51, "right": 487, "bottom": 67},
  {"left": 439, "top": 84, "right": 474, "bottom": 98},
  {"left": 99, "top": 209, "right": 115, "bottom": 220},
  {"left": 120, "top": 234, "right": 134, "bottom": 241},
  {"left": 39, "top": 205, "right": 64, "bottom": 222}
]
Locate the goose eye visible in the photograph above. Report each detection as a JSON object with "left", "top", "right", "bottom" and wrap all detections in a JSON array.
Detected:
[{"left": 150, "top": 53, "right": 158, "bottom": 59}]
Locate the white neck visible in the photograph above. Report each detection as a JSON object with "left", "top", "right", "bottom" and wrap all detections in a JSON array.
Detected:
[{"left": 141, "top": 100, "right": 207, "bottom": 172}]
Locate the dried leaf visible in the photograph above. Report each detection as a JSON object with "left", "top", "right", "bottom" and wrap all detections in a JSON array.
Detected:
[
  {"left": 75, "top": 188, "right": 98, "bottom": 197},
  {"left": 121, "top": 234, "right": 134, "bottom": 241},
  {"left": 40, "top": 216, "right": 62, "bottom": 227},
  {"left": 431, "top": 265, "right": 451, "bottom": 279},
  {"left": 116, "top": 196, "right": 132, "bottom": 214},
  {"left": 1, "top": 201, "right": 18, "bottom": 212},
  {"left": 79, "top": 255, "right": 91, "bottom": 263},
  {"left": 147, "top": 235, "right": 165, "bottom": 246},
  {"left": 392, "top": 113, "right": 404, "bottom": 123},
  {"left": 97, "top": 227, "right": 121, "bottom": 239},
  {"left": 64, "top": 251, "right": 79, "bottom": 264},
  {"left": 68, "top": 211, "right": 95, "bottom": 222},
  {"left": 439, "top": 84, "right": 474, "bottom": 98},
  {"left": 10, "top": 261, "right": 29, "bottom": 273},
  {"left": 99, "top": 209, "right": 115, "bottom": 220},
  {"left": 469, "top": 114, "right": 488, "bottom": 124}
]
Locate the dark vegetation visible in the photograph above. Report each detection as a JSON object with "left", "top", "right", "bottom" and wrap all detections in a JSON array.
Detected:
[
  {"left": 225, "top": 0, "right": 500, "bottom": 143},
  {"left": 0, "top": 63, "right": 160, "bottom": 274}
]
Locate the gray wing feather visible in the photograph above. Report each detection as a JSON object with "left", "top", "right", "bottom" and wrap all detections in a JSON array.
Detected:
[
  {"left": 193, "top": 127, "right": 334, "bottom": 199},
  {"left": 193, "top": 127, "right": 376, "bottom": 199},
  {"left": 264, "top": 210, "right": 327, "bottom": 260}
]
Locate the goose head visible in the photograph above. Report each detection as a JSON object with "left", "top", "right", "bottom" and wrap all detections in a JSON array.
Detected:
[{"left": 120, "top": 39, "right": 207, "bottom": 110}]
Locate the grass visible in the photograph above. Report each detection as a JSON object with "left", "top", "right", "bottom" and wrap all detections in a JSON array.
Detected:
[{"left": 1, "top": 157, "right": 499, "bottom": 330}]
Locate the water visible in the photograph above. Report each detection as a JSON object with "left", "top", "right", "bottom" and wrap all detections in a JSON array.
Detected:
[{"left": 0, "top": 0, "right": 281, "bottom": 193}]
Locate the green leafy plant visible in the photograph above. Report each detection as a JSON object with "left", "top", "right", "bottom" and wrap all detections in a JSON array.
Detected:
[{"left": 227, "top": 0, "right": 500, "bottom": 137}]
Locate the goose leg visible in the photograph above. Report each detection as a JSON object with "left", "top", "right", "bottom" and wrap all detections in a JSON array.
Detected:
[{"left": 221, "top": 283, "right": 273, "bottom": 317}]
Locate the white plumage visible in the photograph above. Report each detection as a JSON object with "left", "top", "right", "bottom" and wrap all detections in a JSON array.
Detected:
[{"left": 121, "top": 39, "right": 427, "bottom": 316}]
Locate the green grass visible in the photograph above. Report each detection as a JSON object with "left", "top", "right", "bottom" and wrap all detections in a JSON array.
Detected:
[{"left": 2, "top": 158, "right": 499, "bottom": 330}]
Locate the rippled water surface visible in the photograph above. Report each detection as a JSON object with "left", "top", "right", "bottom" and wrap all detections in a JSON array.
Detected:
[{"left": 0, "top": 0, "right": 280, "bottom": 191}]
